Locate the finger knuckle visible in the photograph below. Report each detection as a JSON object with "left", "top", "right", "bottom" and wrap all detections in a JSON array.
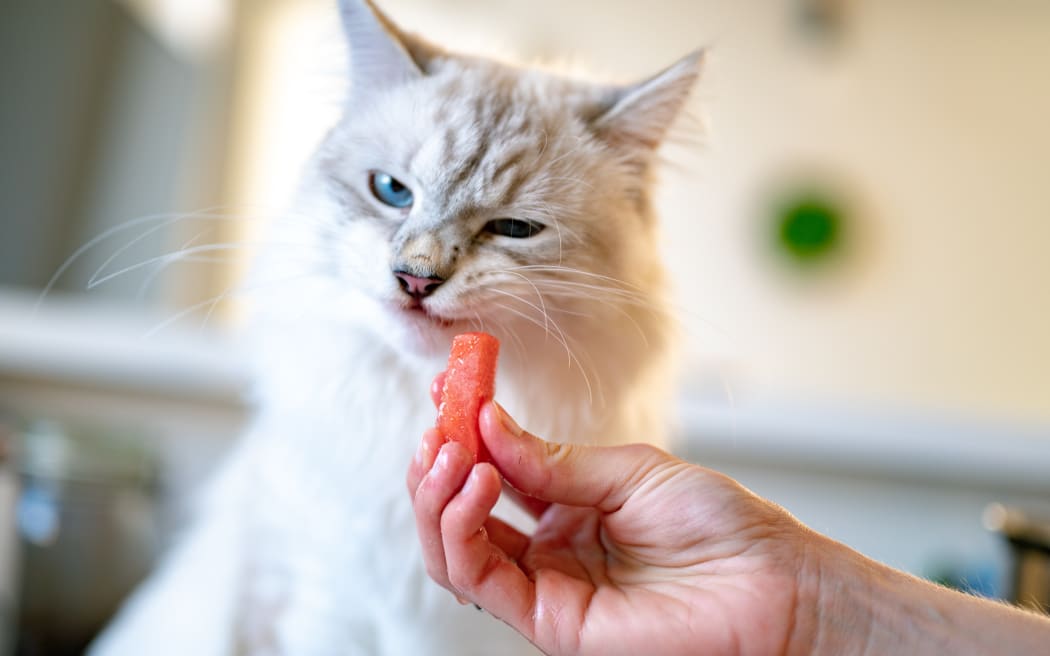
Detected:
[
  {"left": 446, "top": 564, "right": 473, "bottom": 593},
  {"left": 542, "top": 440, "right": 575, "bottom": 464}
]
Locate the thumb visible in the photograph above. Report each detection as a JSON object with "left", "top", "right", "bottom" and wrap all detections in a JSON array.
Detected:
[{"left": 478, "top": 402, "right": 675, "bottom": 512}]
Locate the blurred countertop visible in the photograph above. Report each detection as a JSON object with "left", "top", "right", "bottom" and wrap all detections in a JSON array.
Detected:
[
  {"left": 677, "top": 389, "right": 1050, "bottom": 495},
  {"left": 0, "top": 287, "right": 248, "bottom": 409}
]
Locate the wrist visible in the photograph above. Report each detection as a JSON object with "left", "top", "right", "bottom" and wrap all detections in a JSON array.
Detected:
[
  {"left": 785, "top": 533, "right": 881, "bottom": 656},
  {"left": 795, "top": 532, "right": 1050, "bottom": 656}
]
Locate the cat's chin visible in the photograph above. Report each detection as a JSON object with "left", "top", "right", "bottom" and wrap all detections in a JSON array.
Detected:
[
  {"left": 378, "top": 303, "right": 465, "bottom": 358},
  {"left": 400, "top": 305, "right": 456, "bottom": 330}
]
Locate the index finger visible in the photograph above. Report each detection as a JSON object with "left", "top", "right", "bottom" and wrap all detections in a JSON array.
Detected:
[{"left": 440, "top": 464, "right": 593, "bottom": 654}]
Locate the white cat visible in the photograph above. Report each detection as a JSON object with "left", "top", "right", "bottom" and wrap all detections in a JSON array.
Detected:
[{"left": 90, "top": 1, "right": 700, "bottom": 654}]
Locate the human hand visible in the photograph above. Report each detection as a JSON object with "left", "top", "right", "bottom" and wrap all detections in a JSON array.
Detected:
[
  {"left": 409, "top": 377, "right": 1050, "bottom": 656},
  {"left": 406, "top": 396, "right": 824, "bottom": 655}
]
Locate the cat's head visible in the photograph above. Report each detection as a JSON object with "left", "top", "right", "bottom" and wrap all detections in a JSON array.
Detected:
[{"left": 275, "top": 0, "right": 700, "bottom": 365}]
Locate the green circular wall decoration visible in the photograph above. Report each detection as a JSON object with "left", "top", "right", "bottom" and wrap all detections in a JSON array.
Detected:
[
  {"left": 765, "top": 182, "right": 856, "bottom": 273},
  {"left": 776, "top": 193, "right": 842, "bottom": 262}
]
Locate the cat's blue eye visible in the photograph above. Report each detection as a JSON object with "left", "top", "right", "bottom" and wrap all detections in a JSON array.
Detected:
[
  {"left": 484, "top": 219, "right": 545, "bottom": 239},
  {"left": 369, "top": 171, "right": 414, "bottom": 208}
]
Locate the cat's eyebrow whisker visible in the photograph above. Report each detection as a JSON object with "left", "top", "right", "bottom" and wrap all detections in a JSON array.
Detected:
[{"left": 543, "top": 138, "right": 584, "bottom": 170}]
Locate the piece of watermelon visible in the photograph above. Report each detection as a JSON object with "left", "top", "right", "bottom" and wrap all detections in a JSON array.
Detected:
[{"left": 436, "top": 332, "right": 500, "bottom": 463}]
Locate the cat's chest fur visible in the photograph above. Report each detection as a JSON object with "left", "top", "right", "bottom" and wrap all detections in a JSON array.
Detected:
[{"left": 234, "top": 328, "right": 554, "bottom": 655}]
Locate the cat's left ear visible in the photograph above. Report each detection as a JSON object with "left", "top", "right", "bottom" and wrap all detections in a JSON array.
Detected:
[
  {"left": 338, "top": 0, "right": 443, "bottom": 101},
  {"left": 590, "top": 49, "right": 704, "bottom": 151}
]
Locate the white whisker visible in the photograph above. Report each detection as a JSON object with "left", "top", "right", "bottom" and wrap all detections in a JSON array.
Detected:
[
  {"left": 486, "top": 296, "right": 594, "bottom": 406},
  {"left": 500, "top": 270, "right": 549, "bottom": 335},
  {"left": 35, "top": 206, "right": 236, "bottom": 314},
  {"left": 141, "top": 270, "right": 324, "bottom": 338},
  {"left": 135, "top": 229, "right": 217, "bottom": 300},
  {"left": 88, "top": 243, "right": 257, "bottom": 289},
  {"left": 486, "top": 287, "right": 569, "bottom": 356}
]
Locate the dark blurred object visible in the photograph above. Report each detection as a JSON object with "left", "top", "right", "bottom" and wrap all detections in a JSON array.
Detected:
[
  {"left": 926, "top": 558, "right": 999, "bottom": 600},
  {"left": 793, "top": 0, "right": 847, "bottom": 48},
  {"left": 0, "top": 427, "right": 19, "bottom": 656},
  {"left": 984, "top": 503, "right": 1050, "bottom": 614},
  {"left": 9, "top": 420, "right": 160, "bottom": 656}
]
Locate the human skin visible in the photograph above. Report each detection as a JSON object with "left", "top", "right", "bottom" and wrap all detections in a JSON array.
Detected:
[{"left": 408, "top": 396, "right": 1050, "bottom": 655}]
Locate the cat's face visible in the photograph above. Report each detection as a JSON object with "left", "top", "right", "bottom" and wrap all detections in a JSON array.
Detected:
[
  {"left": 313, "top": 62, "right": 642, "bottom": 353},
  {"left": 274, "top": 0, "right": 700, "bottom": 359}
]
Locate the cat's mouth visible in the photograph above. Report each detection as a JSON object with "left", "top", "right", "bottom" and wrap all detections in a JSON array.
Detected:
[{"left": 396, "top": 300, "right": 456, "bottom": 329}]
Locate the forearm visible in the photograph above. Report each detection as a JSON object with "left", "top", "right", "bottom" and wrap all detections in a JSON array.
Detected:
[{"left": 800, "top": 534, "right": 1050, "bottom": 655}]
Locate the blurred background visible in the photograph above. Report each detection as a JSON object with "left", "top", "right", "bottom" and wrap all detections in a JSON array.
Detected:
[{"left": 1, "top": 0, "right": 1048, "bottom": 652}]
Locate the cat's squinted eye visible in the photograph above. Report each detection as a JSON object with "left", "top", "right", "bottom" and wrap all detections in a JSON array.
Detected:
[
  {"left": 484, "top": 218, "right": 545, "bottom": 239},
  {"left": 369, "top": 171, "right": 414, "bottom": 208}
]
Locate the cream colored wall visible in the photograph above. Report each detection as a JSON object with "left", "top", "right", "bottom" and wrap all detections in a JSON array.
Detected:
[
  {"left": 656, "top": 0, "right": 1050, "bottom": 425},
  {"left": 230, "top": 0, "right": 1050, "bottom": 425}
]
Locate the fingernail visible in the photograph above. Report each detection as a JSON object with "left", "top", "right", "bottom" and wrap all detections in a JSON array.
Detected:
[{"left": 494, "top": 402, "right": 524, "bottom": 438}]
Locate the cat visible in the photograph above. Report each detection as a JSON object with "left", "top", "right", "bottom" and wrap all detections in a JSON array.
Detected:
[{"left": 89, "top": 0, "right": 700, "bottom": 654}]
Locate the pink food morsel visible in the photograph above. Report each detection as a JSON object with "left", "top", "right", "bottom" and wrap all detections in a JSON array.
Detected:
[{"left": 436, "top": 332, "right": 500, "bottom": 463}]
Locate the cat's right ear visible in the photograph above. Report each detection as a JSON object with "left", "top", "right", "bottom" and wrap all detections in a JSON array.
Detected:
[
  {"left": 338, "top": 0, "right": 443, "bottom": 102},
  {"left": 590, "top": 49, "right": 704, "bottom": 152}
]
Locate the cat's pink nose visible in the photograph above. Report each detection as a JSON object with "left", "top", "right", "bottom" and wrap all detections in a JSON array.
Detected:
[{"left": 394, "top": 270, "right": 445, "bottom": 299}]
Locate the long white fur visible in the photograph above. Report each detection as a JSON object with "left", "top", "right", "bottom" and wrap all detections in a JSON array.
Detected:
[{"left": 90, "top": 1, "right": 700, "bottom": 654}]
